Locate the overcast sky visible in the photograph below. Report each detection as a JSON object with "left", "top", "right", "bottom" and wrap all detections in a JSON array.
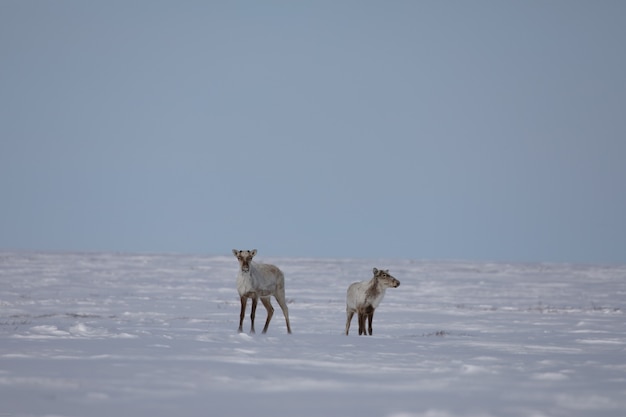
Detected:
[{"left": 1, "top": 1, "right": 625, "bottom": 264}]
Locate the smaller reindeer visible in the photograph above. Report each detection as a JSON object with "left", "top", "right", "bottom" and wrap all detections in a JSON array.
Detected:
[
  {"left": 345, "top": 268, "right": 400, "bottom": 336},
  {"left": 233, "top": 249, "right": 292, "bottom": 334}
]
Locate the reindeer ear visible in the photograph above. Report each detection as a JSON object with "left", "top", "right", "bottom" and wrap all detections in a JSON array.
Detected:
[
  {"left": 373, "top": 267, "right": 379, "bottom": 275},
  {"left": 232, "top": 249, "right": 239, "bottom": 256},
  {"left": 251, "top": 249, "right": 257, "bottom": 257}
]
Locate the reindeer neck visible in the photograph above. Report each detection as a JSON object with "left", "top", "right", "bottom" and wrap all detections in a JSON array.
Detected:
[
  {"left": 365, "top": 276, "right": 383, "bottom": 299},
  {"left": 369, "top": 276, "right": 381, "bottom": 288}
]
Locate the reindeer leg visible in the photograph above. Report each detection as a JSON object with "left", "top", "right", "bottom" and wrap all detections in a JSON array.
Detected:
[
  {"left": 250, "top": 297, "right": 258, "bottom": 334},
  {"left": 358, "top": 312, "right": 366, "bottom": 335},
  {"left": 345, "top": 311, "right": 354, "bottom": 335},
  {"left": 238, "top": 296, "right": 247, "bottom": 333},
  {"left": 260, "top": 297, "right": 274, "bottom": 334},
  {"left": 367, "top": 309, "right": 375, "bottom": 336},
  {"left": 275, "top": 293, "right": 292, "bottom": 334}
]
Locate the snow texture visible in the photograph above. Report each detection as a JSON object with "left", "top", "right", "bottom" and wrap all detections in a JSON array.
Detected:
[{"left": 1, "top": 252, "right": 625, "bottom": 417}]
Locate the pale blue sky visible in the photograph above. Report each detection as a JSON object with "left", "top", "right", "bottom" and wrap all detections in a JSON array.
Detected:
[{"left": 1, "top": 1, "right": 625, "bottom": 263}]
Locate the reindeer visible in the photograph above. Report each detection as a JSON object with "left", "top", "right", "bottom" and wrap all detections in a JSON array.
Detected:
[
  {"left": 345, "top": 268, "right": 400, "bottom": 336},
  {"left": 232, "top": 249, "right": 292, "bottom": 334}
]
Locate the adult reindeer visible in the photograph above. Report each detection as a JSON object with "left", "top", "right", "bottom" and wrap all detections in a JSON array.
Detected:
[
  {"left": 233, "top": 249, "right": 292, "bottom": 334},
  {"left": 345, "top": 268, "right": 400, "bottom": 336}
]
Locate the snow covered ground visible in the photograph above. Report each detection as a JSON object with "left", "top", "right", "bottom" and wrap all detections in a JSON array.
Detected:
[{"left": 1, "top": 251, "right": 625, "bottom": 417}]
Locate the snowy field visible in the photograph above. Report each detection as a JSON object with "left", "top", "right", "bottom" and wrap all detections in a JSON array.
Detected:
[{"left": 1, "top": 251, "right": 625, "bottom": 417}]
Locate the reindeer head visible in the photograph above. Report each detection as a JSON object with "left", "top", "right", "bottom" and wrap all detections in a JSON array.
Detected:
[
  {"left": 372, "top": 268, "right": 400, "bottom": 288},
  {"left": 233, "top": 249, "right": 257, "bottom": 272}
]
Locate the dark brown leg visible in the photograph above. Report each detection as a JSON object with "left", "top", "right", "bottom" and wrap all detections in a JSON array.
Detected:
[
  {"left": 367, "top": 310, "right": 375, "bottom": 335},
  {"left": 358, "top": 313, "right": 366, "bottom": 335},
  {"left": 250, "top": 297, "right": 258, "bottom": 334},
  {"left": 260, "top": 297, "right": 274, "bottom": 334},
  {"left": 238, "top": 296, "right": 247, "bottom": 333}
]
